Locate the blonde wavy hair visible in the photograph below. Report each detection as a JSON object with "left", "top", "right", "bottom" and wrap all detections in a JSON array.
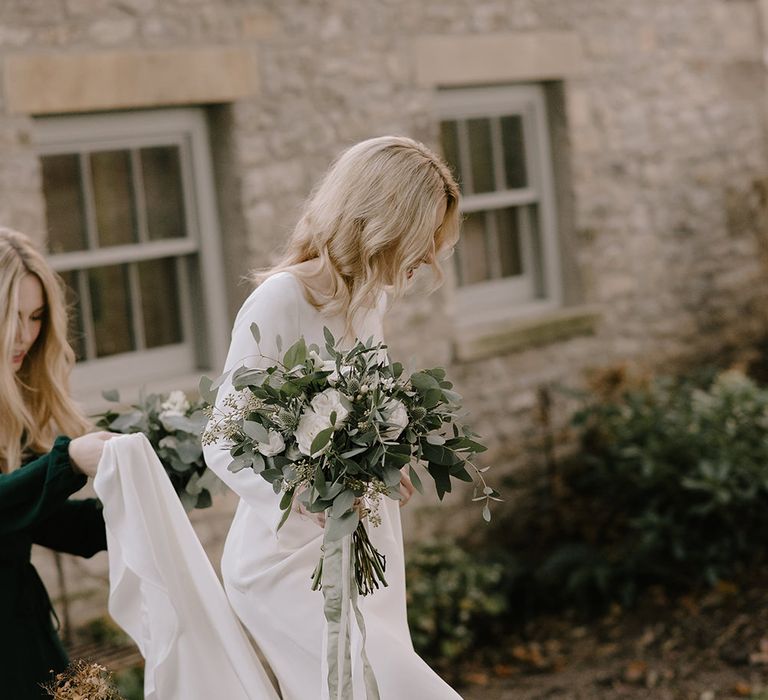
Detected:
[
  {"left": 0, "top": 228, "right": 90, "bottom": 472},
  {"left": 256, "top": 135, "right": 460, "bottom": 331}
]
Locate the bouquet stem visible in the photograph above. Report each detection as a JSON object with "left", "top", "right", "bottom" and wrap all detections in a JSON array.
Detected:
[
  {"left": 311, "top": 521, "right": 388, "bottom": 596},
  {"left": 352, "top": 522, "right": 387, "bottom": 596}
]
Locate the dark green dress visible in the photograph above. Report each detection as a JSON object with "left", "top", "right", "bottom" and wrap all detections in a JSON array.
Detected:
[{"left": 0, "top": 436, "right": 107, "bottom": 699}]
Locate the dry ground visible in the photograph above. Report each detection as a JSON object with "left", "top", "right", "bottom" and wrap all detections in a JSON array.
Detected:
[{"left": 459, "top": 574, "right": 768, "bottom": 700}]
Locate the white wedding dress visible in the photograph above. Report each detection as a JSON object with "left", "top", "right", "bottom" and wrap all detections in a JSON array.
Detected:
[{"left": 204, "top": 272, "right": 462, "bottom": 699}]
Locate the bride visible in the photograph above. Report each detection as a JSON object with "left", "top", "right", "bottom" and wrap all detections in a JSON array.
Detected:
[{"left": 203, "top": 135, "right": 463, "bottom": 699}]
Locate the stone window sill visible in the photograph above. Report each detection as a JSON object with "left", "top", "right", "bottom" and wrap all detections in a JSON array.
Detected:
[{"left": 452, "top": 305, "right": 602, "bottom": 362}]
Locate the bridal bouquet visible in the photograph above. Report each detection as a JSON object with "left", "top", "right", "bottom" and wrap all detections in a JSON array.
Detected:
[
  {"left": 201, "top": 325, "right": 498, "bottom": 594},
  {"left": 95, "top": 389, "right": 223, "bottom": 511}
]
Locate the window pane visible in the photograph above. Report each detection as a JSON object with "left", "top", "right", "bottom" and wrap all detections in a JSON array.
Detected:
[
  {"left": 141, "top": 146, "right": 187, "bottom": 240},
  {"left": 496, "top": 207, "right": 524, "bottom": 278},
  {"left": 525, "top": 204, "right": 546, "bottom": 298},
  {"left": 439, "top": 120, "right": 462, "bottom": 193},
  {"left": 138, "top": 257, "right": 183, "bottom": 348},
  {"left": 501, "top": 115, "right": 528, "bottom": 189},
  {"left": 456, "top": 211, "right": 490, "bottom": 286},
  {"left": 466, "top": 118, "right": 495, "bottom": 194},
  {"left": 41, "top": 154, "right": 87, "bottom": 254},
  {"left": 88, "top": 264, "right": 134, "bottom": 357},
  {"left": 58, "top": 270, "right": 86, "bottom": 361},
  {"left": 91, "top": 150, "right": 138, "bottom": 247}
]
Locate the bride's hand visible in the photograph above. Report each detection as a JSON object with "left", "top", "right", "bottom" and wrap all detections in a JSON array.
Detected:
[
  {"left": 295, "top": 500, "right": 326, "bottom": 528},
  {"left": 399, "top": 471, "right": 415, "bottom": 507}
]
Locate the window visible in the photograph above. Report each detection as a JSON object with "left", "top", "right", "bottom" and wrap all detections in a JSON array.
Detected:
[
  {"left": 35, "top": 108, "right": 229, "bottom": 396},
  {"left": 438, "top": 85, "right": 562, "bottom": 321}
]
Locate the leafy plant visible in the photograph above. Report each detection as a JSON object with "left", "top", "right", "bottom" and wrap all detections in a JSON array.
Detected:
[
  {"left": 561, "top": 368, "right": 768, "bottom": 594},
  {"left": 95, "top": 389, "right": 222, "bottom": 511},
  {"left": 406, "top": 541, "right": 508, "bottom": 668}
]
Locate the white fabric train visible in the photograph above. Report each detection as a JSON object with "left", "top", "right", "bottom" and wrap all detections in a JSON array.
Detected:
[{"left": 94, "top": 433, "right": 279, "bottom": 700}]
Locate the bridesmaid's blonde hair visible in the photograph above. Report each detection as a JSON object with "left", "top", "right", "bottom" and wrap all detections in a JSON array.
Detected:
[
  {"left": 257, "top": 135, "right": 460, "bottom": 330},
  {"left": 0, "top": 228, "right": 90, "bottom": 471}
]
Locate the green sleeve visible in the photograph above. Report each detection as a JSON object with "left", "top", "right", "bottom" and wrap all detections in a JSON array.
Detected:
[
  {"left": 0, "top": 436, "right": 87, "bottom": 537},
  {"left": 31, "top": 498, "right": 107, "bottom": 558}
]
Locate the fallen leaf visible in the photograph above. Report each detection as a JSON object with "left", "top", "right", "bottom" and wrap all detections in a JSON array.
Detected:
[
  {"left": 624, "top": 660, "right": 648, "bottom": 684},
  {"left": 734, "top": 681, "right": 752, "bottom": 696}
]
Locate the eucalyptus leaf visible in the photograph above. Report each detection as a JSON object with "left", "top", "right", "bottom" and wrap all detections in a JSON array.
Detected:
[
  {"left": 410, "top": 372, "right": 441, "bottom": 392},
  {"left": 283, "top": 337, "right": 307, "bottom": 369},
  {"left": 310, "top": 427, "right": 334, "bottom": 457},
  {"left": 331, "top": 489, "right": 356, "bottom": 518},
  {"left": 408, "top": 465, "right": 424, "bottom": 494},
  {"left": 421, "top": 442, "right": 460, "bottom": 466},
  {"left": 228, "top": 457, "right": 248, "bottom": 473},
  {"left": 276, "top": 503, "right": 292, "bottom": 531},
  {"left": 251, "top": 452, "right": 266, "bottom": 474},
  {"left": 102, "top": 389, "right": 120, "bottom": 403},
  {"left": 325, "top": 509, "right": 360, "bottom": 542},
  {"left": 251, "top": 323, "right": 261, "bottom": 344},
  {"left": 198, "top": 376, "right": 218, "bottom": 405},
  {"left": 382, "top": 466, "right": 402, "bottom": 488},
  {"left": 110, "top": 410, "right": 144, "bottom": 433},
  {"left": 244, "top": 420, "right": 270, "bottom": 444}
]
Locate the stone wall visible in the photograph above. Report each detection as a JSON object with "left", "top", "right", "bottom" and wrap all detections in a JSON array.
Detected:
[{"left": 4, "top": 0, "right": 768, "bottom": 626}]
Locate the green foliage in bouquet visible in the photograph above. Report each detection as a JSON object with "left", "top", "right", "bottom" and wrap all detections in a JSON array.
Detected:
[
  {"left": 405, "top": 540, "right": 508, "bottom": 668},
  {"left": 95, "top": 389, "right": 220, "bottom": 511},
  {"left": 560, "top": 368, "right": 768, "bottom": 596},
  {"left": 202, "top": 325, "right": 499, "bottom": 595}
]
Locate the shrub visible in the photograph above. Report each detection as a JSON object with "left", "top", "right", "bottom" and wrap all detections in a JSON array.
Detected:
[
  {"left": 405, "top": 540, "right": 508, "bottom": 668},
  {"left": 560, "top": 368, "right": 768, "bottom": 595}
]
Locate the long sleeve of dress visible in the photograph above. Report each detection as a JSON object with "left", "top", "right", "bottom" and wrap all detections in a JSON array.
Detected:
[
  {"left": 0, "top": 436, "right": 87, "bottom": 537},
  {"left": 203, "top": 273, "right": 301, "bottom": 520},
  {"left": 31, "top": 498, "right": 106, "bottom": 558}
]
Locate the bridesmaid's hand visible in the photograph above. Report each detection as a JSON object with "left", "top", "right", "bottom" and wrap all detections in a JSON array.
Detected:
[
  {"left": 399, "top": 471, "right": 415, "bottom": 507},
  {"left": 69, "top": 431, "right": 116, "bottom": 478}
]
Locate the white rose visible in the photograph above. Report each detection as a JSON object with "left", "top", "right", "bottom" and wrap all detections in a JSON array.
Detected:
[
  {"left": 381, "top": 398, "right": 409, "bottom": 440},
  {"left": 160, "top": 390, "right": 190, "bottom": 418},
  {"left": 310, "top": 388, "right": 349, "bottom": 425},
  {"left": 257, "top": 430, "right": 286, "bottom": 457},
  {"left": 296, "top": 409, "right": 333, "bottom": 457}
]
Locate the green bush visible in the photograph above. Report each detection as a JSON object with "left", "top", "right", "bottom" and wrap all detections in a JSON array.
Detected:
[
  {"left": 405, "top": 540, "right": 508, "bottom": 668},
  {"left": 558, "top": 368, "right": 768, "bottom": 598}
]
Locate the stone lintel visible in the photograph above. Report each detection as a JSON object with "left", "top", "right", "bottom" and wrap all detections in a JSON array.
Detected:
[
  {"left": 412, "top": 31, "right": 584, "bottom": 86},
  {"left": 454, "top": 305, "right": 602, "bottom": 362},
  {"left": 4, "top": 47, "right": 259, "bottom": 115}
]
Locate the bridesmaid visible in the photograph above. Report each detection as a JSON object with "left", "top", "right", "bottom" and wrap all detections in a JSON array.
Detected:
[
  {"left": 204, "top": 136, "right": 463, "bottom": 699},
  {"left": 0, "top": 228, "right": 114, "bottom": 698}
]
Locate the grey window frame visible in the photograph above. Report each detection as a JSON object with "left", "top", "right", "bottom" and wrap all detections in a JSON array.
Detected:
[
  {"left": 437, "top": 84, "right": 562, "bottom": 323},
  {"left": 34, "top": 108, "right": 229, "bottom": 396}
]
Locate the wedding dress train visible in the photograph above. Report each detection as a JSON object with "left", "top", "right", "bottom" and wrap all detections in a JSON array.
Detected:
[{"left": 94, "top": 433, "right": 279, "bottom": 700}]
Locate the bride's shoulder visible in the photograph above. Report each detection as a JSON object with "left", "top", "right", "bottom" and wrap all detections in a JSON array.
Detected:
[
  {"left": 237, "top": 272, "right": 304, "bottom": 319},
  {"left": 248, "top": 272, "right": 302, "bottom": 301}
]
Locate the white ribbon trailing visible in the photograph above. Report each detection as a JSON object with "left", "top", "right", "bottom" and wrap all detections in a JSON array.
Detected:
[
  {"left": 94, "top": 433, "right": 279, "bottom": 700},
  {"left": 321, "top": 532, "right": 381, "bottom": 700}
]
